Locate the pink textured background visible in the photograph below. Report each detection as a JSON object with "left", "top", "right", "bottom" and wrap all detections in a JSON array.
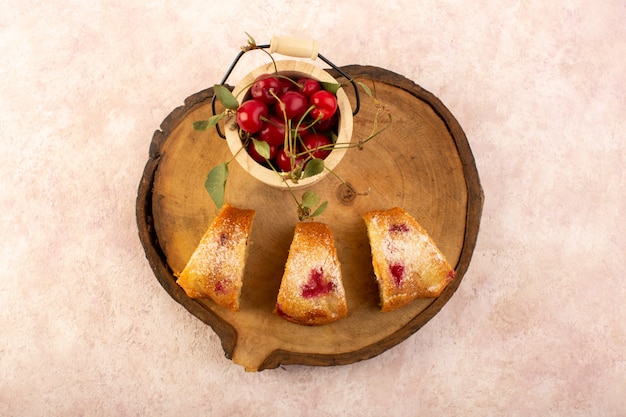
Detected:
[{"left": 1, "top": 0, "right": 624, "bottom": 415}]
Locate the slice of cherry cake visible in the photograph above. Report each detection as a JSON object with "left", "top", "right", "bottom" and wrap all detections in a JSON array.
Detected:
[
  {"left": 274, "top": 222, "right": 347, "bottom": 326},
  {"left": 176, "top": 203, "right": 255, "bottom": 312},
  {"left": 363, "top": 207, "right": 455, "bottom": 312}
]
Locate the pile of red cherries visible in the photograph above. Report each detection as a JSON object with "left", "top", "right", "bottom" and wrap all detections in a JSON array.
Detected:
[{"left": 235, "top": 73, "right": 339, "bottom": 173}]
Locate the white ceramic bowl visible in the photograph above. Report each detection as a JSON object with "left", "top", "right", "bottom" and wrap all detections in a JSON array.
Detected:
[{"left": 224, "top": 60, "right": 353, "bottom": 189}]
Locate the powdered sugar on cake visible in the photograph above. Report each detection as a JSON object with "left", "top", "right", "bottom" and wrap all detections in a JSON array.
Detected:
[
  {"left": 186, "top": 219, "right": 246, "bottom": 281},
  {"left": 175, "top": 204, "right": 255, "bottom": 312},
  {"left": 379, "top": 219, "right": 443, "bottom": 288},
  {"left": 363, "top": 207, "right": 455, "bottom": 311},
  {"left": 279, "top": 242, "right": 343, "bottom": 305},
  {"left": 274, "top": 222, "right": 348, "bottom": 325}
]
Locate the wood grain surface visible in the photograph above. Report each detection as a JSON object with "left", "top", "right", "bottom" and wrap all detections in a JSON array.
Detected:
[{"left": 136, "top": 65, "right": 484, "bottom": 371}]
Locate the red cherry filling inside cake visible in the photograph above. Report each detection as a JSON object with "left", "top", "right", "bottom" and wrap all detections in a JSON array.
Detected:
[
  {"left": 301, "top": 267, "right": 336, "bottom": 298},
  {"left": 274, "top": 222, "right": 347, "bottom": 325},
  {"left": 175, "top": 204, "right": 255, "bottom": 312},
  {"left": 363, "top": 207, "right": 455, "bottom": 312}
]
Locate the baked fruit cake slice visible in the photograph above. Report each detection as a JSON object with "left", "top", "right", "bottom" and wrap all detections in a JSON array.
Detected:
[
  {"left": 363, "top": 207, "right": 455, "bottom": 312},
  {"left": 274, "top": 222, "right": 347, "bottom": 326},
  {"left": 176, "top": 203, "right": 255, "bottom": 312}
]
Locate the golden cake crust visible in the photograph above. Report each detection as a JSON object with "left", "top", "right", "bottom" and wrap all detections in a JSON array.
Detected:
[
  {"left": 274, "top": 222, "right": 347, "bottom": 326},
  {"left": 175, "top": 203, "right": 255, "bottom": 312},
  {"left": 363, "top": 207, "right": 455, "bottom": 312}
]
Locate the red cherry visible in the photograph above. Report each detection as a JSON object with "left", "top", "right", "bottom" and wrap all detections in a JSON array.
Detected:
[
  {"left": 250, "top": 74, "right": 281, "bottom": 104},
  {"left": 297, "top": 78, "right": 321, "bottom": 97},
  {"left": 259, "top": 115, "right": 310, "bottom": 147},
  {"left": 288, "top": 121, "right": 309, "bottom": 140},
  {"left": 309, "top": 90, "right": 337, "bottom": 121},
  {"left": 237, "top": 99, "right": 268, "bottom": 133},
  {"left": 277, "top": 77, "right": 294, "bottom": 95},
  {"left": 313, "top": 110, "right": 338, "bottom": 132},
  {"left": 301, "top": 132, "right": 332, "bottom": 160},
  {"left": 275, "top": 147, "right": 305, "bottom": 172},
  {"left": 247, "top": 139, "right": 277, "bottom": 164},
  {"left": 275, "top": 91, "right": 309, "bottom": 121},
  {"left": 259, "top": 115, "right": 286, "bottom": 146}
]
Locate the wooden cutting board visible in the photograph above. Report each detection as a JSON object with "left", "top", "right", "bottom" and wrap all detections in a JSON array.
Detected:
[{"left": 136, "top": 65, "right": 483, "bottom": 371}]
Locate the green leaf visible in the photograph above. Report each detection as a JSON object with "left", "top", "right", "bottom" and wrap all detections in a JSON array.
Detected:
[
  {"left": 193, "top": 113, "right": 226, "bottom": 131},
  {"left": 301, "top": 190, "right": 320, "bottom": 208},
  {"left": 302, "top": 158, "right": 324, "bottom": 178},
  {"left": 214, "top": 84, "right": 239, "bottom": 110},
  {"left": 311, "top": 200, "right": 328, "bottom": 218},
  {"left": 193, "top": 120, "right": 210, "bottom": 131},
  {"left": 292, "top": 164, "right": 303, "bottom": 181},
  {"left": 205, "top": 163, "right": 228, "bottom": 208},
  {"left": 358, "top": 81, "right": 373, "bottom": 98},
  {"left": 320, "top": 82, "right": 340, "bottom": 95},
  {"left": 252, "top": 138, "right": 270, "bottom": 160},
  {"left": 245, "top": 32, "right": 256, "bottom": 47}
]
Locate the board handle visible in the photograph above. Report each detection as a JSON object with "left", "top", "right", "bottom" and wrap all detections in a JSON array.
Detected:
[{"left": 269, "top": 35, "right": 319, "bottom": 60}]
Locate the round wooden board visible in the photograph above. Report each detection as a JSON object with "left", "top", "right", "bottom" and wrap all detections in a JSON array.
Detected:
[{"left": 136, "top": 65, "right": 483, "bottom": 371}]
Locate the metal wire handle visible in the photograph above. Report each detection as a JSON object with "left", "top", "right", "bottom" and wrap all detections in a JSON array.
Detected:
[{"left": 210, "top": 38, "right": 360, "bottom": 139}]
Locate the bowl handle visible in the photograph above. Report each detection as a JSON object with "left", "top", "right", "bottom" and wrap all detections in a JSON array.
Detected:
[
  {"left": 212, "top": 36, "right": 360, "bottom": 139},
  {"left": 269, "top": 35, "right": 319, "bottom": 60}
]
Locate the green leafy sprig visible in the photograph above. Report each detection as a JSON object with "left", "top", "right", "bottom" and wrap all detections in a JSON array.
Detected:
[
  {"left": 193, "top": 36, "right": 392, "bottom": 221},
  {"left": 195, "top": 83, "right": 333, "bottom": 220}
]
